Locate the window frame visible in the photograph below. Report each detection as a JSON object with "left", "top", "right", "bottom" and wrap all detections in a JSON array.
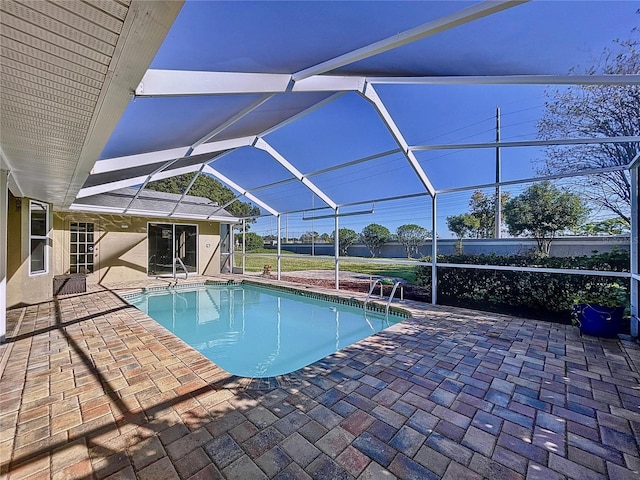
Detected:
[{"left": 29, "top": 200, "right": 49, "bottom": 276}]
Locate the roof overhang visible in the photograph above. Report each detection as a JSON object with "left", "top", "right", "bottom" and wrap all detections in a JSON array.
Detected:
[{"left": 0, "top": 0, "right": 184, "bottom": 208}]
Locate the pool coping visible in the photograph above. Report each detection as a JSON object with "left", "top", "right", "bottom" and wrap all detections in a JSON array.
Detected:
[{"left": 115, "top": 278, "right": 414, "bottom": 390}]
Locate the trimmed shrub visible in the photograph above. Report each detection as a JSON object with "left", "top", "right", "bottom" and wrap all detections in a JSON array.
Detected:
[{"left": 414, "top": 250, "right": 629, "bottom": 321}]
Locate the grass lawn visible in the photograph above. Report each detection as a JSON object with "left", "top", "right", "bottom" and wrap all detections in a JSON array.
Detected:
[{"left": 235, "top": 250, "right": 419, "bottom": 284}]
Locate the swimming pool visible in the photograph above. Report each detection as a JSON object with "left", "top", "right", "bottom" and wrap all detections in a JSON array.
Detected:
[{"left": 127, "top": 282, "right": 407, "bottom": 378}]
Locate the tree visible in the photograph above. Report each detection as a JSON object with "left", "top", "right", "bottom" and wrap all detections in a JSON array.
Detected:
[
  {"left": 537, "top": 34, "right": 639, "bottom": 225},
  {"left": 576, "top": 218, "right": 630, "bottom": 236},
  {"left": 396, "top": 224, "right": 430, "bottom": 258},
  {"left": 148, "top": 173, "right": 261, "bottom": 221},
  {"left": 360, "top": 224, "right": 390, "bottom": 258},
  {"left": 319, "top": 233, "right": 331, "bottom": 243},
  {"left": 331, "top": 228, "right": 358, "bottom": 256},
  {"left": 235, "top": 232, "right": 263, "bottom": 251},
  {"left": 446, "top": 190, "right": 509, "bottom": 239},
  {"left": 468, "top": 190, "right": 510, "bottom": 238},
  {"left": 503, "top": 181, "right": 588, "bottom": 255},
  {"left": 300, "top": 231, "right": 319, "bottom": 243},
  {"left": 446, "top": 213, "right": 480, "bottom": 254}
]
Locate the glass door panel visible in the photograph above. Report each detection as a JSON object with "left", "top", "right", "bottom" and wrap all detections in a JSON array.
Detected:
[
  {"left": 70, "top": 222, "right": 94, "bottom": 274},
  {"left": 220, "top": 224, "right": 232, "bottom": 273},
  {"left": 148, "top": 223, "right": 174, "bottom": 276},
  {"left": 175, "top": 225, "right": 197, "bottom": 273}
]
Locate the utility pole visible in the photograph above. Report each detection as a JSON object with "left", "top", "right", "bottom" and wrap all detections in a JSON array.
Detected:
[{"left": 495, "top": 106, "right": 502, "bottom": 239}]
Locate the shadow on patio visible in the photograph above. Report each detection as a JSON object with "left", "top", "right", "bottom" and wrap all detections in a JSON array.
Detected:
[{"left": 0, "top": 280, "right": 639, "bottom": 479}]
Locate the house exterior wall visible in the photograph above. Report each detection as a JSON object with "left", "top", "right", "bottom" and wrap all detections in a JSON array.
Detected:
[
  {"left": 6, "top": 201, "right": 223, "bottom": 308},
  {"left": 7, "top": 194, "right": 54, "bottom": 307},
  {"left": 54, "top": 213, "right": 222, "bottom": 285}
]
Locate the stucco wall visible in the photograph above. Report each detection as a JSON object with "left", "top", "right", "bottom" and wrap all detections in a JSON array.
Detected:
[
  {"left": 7, "top": 205, "right": 224, "bottom": 308},
  {"left": 54, "top": 213, "right": 222, "bottom": 285},
  {"left": 7, "top": 195, "right": 54, "bottom": 307}
]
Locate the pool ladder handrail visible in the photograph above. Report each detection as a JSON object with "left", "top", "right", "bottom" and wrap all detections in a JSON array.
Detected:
[
  {"left": 364, "top": 279, "right": 403, "bottom": 315},
  {"left": 363, "top": 279, "right": 383, "bottom": 313},
  {"left": 385, "top": 281, "right": 403, "bottom": 315},
  {"left": 174, "top": 257, "right": 189, "bottom": 280}
]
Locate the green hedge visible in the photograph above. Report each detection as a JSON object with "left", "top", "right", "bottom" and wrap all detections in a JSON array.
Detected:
[{"left": 415, "top": 251, "right": 630, "bottom": 322}]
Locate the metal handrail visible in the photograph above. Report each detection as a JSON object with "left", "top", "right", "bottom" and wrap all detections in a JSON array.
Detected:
[
  {"left": 364, "top": 279, "right": 383, "bottom": 312},
  {"left": 385, "top": 281, "right": 403, "bottom": 315},
  {"left": 174, "top": 257, "right": 189, "bottom": 280}
]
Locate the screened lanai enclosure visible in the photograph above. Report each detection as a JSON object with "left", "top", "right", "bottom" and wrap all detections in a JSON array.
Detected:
[{"left": 1, "top": 0, "right": 639, "bottom": 336}]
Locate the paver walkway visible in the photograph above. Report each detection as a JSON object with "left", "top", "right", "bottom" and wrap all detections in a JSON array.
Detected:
[{"left": 1, "top": 276, "right": 639, "bottom": 479}]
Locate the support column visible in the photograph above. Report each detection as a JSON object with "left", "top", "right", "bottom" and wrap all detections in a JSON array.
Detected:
[
  {"left": 229, "top": 224, "right": 235, "bottom": 274},
  {"left": 431, "top": 194, "right": 438, "bottom": 305},
  {"left": 495, "top": 106, "right": 502, "bottom": 238},
  {"left": 277, "top": 214, "right": 281, "bottom": 281},
  {"left": 334, "top": 208, "right": 339, "bottom": 290},
  {"left": 0, "top": 170, "right": 7, "bottom": 343},
  {"left": 631, "top": 167, "right": 638, "bottom": 337},
  {"left": 242, "top": 220, "right": 246, "bottom": 274}
]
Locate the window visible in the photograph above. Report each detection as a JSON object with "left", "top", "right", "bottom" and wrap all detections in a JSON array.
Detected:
[
  {"left": 29, "top": 201, "right": 48, "bottom": 275},
  {"left": 70, "top": 222, "right": 94, "bottom": 274}
]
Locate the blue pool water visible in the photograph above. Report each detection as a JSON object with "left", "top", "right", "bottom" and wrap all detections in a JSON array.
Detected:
[{"left": 128, "top": 283, "right": 405, "bottom": 378}]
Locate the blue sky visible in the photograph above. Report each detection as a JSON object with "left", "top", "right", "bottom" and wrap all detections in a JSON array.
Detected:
[
  {"left": 252, "top": 84, "right": 551, "bottom": 239},
  {"left": 100, "top": 1, "right": 640, "bottom": 239}
]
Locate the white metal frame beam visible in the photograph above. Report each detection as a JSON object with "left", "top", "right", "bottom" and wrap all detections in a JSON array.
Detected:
[
  {"left": 207, "top": 195, "right": 242, "bottom": 220},
  {"left": 67, "top": 202, "right": 241, "bottom": 223},
  {"left": 259, "top": 92, "right": 348, "bottom": 138},
  {"left": 81, "top": 93, "right": 349, "bottom": 201},
  {"left": 253, "top": 138, "right": 338, "bottom": 210},
  {"left": 628, "top": 152, "right": 640, "bottom": 170},
  {"left": 368, "top": 74, "right": 640, "bottom": 86},
  {"left": 123, "top": 158, "right": 182, "bottom": 214},
  {"left": 631, "top": 165, "right": 638, "bottom": 337},
  {"left": 291, "top": 0, "right": 528, "bottom": 81},
  {"left": 135, "top": 71, "right": 640, "bottom": 98},
  {"left": 81, "top": 92, "right": 349, "bottom": 200},
  {"left": 77, "top": 163, "right": 208, "bottom": 198},
  {"left": 134, "top": 72, "right": 640, "bottom": 102},
  {"left": 190, "top": 95, "right": 274, "bottom": 151},
  {"left": 411, "top": 136, "right": 640, "bottom": 151},
  {"left": 90, "top": 136, "right": 254, "bottom": 175},
  {"left": 136, "top": 70, "right": 365, "bottom": 97},
  {"left": 361, "top": 83, "right": 436, "bottom": 197},
  {"left": 437, "top": 164, "right": 629, "bottom": 195},
  {"left": 202, "top": 165, "right": 279, "bottom": 216},
  {"left": 0, "top": 170, "right": 7, "bottom": 343},
  {"left": 168, "top": 164, "right": 206, "bottom": 217},
  {"left": 81, "top": 133, "right": 637, "bottom": 208}
]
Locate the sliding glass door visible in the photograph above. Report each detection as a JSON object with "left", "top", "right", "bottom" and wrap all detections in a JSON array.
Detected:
[{"left": 148, "top": 223, "right": 197, "bottom": 276}]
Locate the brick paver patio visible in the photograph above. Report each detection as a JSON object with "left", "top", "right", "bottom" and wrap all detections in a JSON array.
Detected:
[{"left": 1, "top": 276, "right": 639, "bottom": 479}]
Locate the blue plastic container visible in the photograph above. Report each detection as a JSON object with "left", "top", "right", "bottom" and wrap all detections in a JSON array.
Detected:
[{"left": 574, "top": 304, "right": 624, "bottom": 338}]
